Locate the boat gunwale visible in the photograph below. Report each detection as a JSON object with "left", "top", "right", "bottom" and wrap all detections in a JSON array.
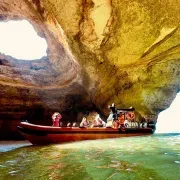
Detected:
[
  {"left": 18, "top": 122, "right": 154, "bottom": 134},
  {"left": 19, "top": 122, "right": 120, "bottom": 132}
]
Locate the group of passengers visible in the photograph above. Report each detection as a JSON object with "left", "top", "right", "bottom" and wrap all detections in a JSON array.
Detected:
[
  {"left": 51, "top": 103, "right": 134, "bottom": 128},
  {"left": 80, "top": 112, "right": 106, "bottom": 128},
  {"left": 51, "top": 111, "right": 106, "bottom": 128}
]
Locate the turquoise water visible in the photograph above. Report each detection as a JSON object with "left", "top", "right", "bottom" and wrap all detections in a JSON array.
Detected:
[{"left": 0, "top": 134, "right": 179, "bottom": 180}]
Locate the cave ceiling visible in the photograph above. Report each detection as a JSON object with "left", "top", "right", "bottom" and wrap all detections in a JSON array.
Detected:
[{"left": 1, "top": 0, "right": 180, "bottom": 120}]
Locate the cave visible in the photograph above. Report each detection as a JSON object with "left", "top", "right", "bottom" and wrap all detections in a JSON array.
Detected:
[{"left": 1, "top": 0, "right": 180, "bottom": 139}]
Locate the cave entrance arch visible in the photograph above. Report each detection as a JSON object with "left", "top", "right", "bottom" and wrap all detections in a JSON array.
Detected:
[
  {"left": 156, "top": 92, "right": 180, "bottom": 133},
  {"left": 0, "top": 20, "right": 47, "bottom": 60}
]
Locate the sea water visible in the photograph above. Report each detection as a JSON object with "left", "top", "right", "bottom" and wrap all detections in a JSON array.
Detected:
[{"left": 0, "top": 134, "right": 179, "bottom": 180}]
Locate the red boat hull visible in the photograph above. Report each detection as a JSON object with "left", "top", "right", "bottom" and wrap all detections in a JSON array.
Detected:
[{"left": 17, "top": 122, "right": 154, "bottom": 145}]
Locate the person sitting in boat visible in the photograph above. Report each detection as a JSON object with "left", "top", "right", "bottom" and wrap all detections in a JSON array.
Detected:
[
  {"left": 111, "top": 112, "right": 125, "bottom": 129},
  {"left": 80, "top": 116, "right": 90, "bottom": 127},
  {"left": 91, "top": 113, "right": 106, "bottom": 127},
  {"left": 52, "top": 112, "right": 62, "bottom": 127},
  {"left": 72, "top": 122, "right": 78, "bottom": 127},
  {"left": 118, "top": 113, "right": 125, "bottom": 127},
  {"left": 67, "top": 122, "right": 72, "bottom": 127}
]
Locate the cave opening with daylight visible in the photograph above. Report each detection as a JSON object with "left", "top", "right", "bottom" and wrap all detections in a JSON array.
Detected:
[
  {"left": 155, "top": 92, "right": 180, "bottom": 133},
  {"left": 0, "top": 20, "right": 47, "bottom": 60}
]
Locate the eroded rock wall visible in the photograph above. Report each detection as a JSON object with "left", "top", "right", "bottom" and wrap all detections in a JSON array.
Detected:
[{"left": 66, "top": 0, "right": 180, "bottom": 116}]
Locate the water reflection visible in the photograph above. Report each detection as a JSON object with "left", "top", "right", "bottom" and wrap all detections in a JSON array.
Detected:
[{"left": 0, "top": 134, "right": 179, "bottom": 180}]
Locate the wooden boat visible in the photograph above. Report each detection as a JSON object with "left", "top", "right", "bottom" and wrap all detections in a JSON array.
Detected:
[{"left": 17, "top": 122, "right": 154, "bottom": 145}]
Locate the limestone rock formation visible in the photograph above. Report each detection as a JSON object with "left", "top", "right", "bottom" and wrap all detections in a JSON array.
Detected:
[{"left": 1, "top": 0, "right": 180, "bottom": 138}]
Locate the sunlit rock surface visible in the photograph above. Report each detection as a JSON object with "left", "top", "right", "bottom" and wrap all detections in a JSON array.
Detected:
[{"left": 1, "top": 0, "right": 180, "bottom": 138}]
